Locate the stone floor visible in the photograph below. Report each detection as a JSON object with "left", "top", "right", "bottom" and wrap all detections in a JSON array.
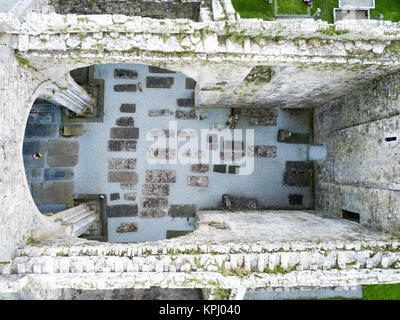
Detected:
[
  {"left": 23, "top": 100, "right": 77, "bottom": 213},
  {"left": 24, "top": 63, "right": 314, "bottom": 243}
]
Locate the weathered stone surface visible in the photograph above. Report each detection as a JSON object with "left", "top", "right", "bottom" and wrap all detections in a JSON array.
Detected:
[
  {"left": 44, "top": 168, "right": 74, "bottom": 180},
  {"left": 166, "top": 230, "right": 193, "bottom": 239},
  {"left": 25, "top": 124, "right": 58, "bottom": 138},
  {"left": 247, "top": 146, "right": 277, "bottom": 158},
  {"left": 283, "top": 161, "right": 313, "bottom": 187},
  {"left": 148, "top": 66, "right": 175, "bottom": 74},
  {"left": 108, "top": 158, "right": 137, "bottom": 170},
  {"left": 142, "top": 184, "right": 169, "bottom": 196},
  {"left": 141, "top": 197, "right": 168, "bottom": 209},
  {"left": 146, "top": 170, "right": 176, "bottom": 183},
  {"left": 47, "top": 155, "right": 79, "bottom": 167},
  {"left": 148, "top": 109, "right": 174, "bottom": 117},
  {"left": 114, "top": 68, "right": 138, "bottom": 79},
  {"left": 146, "top": 77, "right": 174, "bottom": 89},
  {"left": 116, "top": 223, "right": 138, "bottom": 233},
  {"left": 187, "top": 176, "right": 208, "bottom": 187},
  {"left": 108, "top": 140, "right": 137, "bottom": 152},
  {"left": 48, "top": 140, "right": 79, "bottom": 155},
  {"left": 31, "top": 182, "right": 74, "bottom": 205},
  {"left": 190, "top": 164, "right": 209, "bottom": 173},
  {"left": 110, "top": 127, "right": 139, "bottom": 139},
  {"left": 120, "top": 104, "right": 136, "bottom": 113},
  {"left": 108, "top": 171, "right": 138, "bottom": 183},
  {"left": 110, "top": 193, "right": 120, "bottom": 201},
  {"left": 107, "top": 204, "right": 138, "bottom": 217},
  {"left": 115, "top": 117, "right": 134, "bottom": 127},
  {"left": 177, "top": 98, "right": 194, "bottom": 107},
  {"left": 186, "top": 78, "right": 196, "bottom": 90},
  {"left": 288, "top": 194, "right": 303, "bottom": 205},
  {"left": 140, "top": 209, "right": 166, "bottom": 218},
  {"left": 213, "top": 165, "right": 227, "bottom": 173},
  {"left": 123, "top": 193, "right": 136, "bottom": 201},
  {"left": 222, "top": 194, "right": 257, "bottom": 210},
  {"left": 168, "top": 204, "right": 197, "bottom": 218},
  {"left": 278, "top": 129, "right": 310, "bottom": 144},
  {"left": 114, "top": 84, "right": 137, "bottom": 92},
  {"left": 175, "top": 109, "right": 197, "bottom": 120},
  {"left": 120, "top": 183, "right": 137, "bottom": 190}
]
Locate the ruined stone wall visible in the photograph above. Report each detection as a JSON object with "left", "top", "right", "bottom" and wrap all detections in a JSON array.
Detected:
[
  {"left": 0, "top": 46, "right": 64, "bottom": 262},
  {"left": 1, "top": 13, "right": 399, "bottom": 108},
  {"left": 315, "top": 72, "right": 400, "bottom": 234},
  {"left": 1, "top": 211, "right": 400, "bottom": 298}
]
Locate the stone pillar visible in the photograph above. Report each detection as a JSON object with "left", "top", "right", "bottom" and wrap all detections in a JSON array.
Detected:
[
  {"left": 39, "top": 74, "right": 96, "bottom": 116},
  {"left": 51, "top": 203, "right": 98, "bottom": 237}
]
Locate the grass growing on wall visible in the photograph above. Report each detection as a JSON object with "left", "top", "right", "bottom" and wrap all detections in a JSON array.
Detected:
[
  {"left": 231, "top": 0, "right": 275, "bottom": 20},
  {"left": 310, "top": 0, "right": 337, "bottom": 24},
  {"left": 371, "top": 0, "right": 400, "bottom": 22},
  {"left": 277, "top": 0, "right": 309, "bottom": 15}
]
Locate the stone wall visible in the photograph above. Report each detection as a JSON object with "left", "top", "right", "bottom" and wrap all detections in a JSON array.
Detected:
[
  {"left": 0, "top": 46, "right": 65, "bottom": 262},
  {"left": 1, "top": 211, "right": 400, "bottom": 298},
  {"left": 1, "top": 13, "right": 399, "bottom": 108},
  {"left": 315, "top": 72, "right": 400, "bottom": 234}
]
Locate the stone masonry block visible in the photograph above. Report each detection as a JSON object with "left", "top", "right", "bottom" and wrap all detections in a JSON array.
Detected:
[
  {"left": 146, "top": 170, "right": 176, "bottom": 183},
  {"left": 48, "top": 140, "right": 79, "bottom": 155},
  {"left": 142, "top": 184, "right": 169, "bottom": 196},
  {"left": 116, "top": 117, "right": 134, "bottom": 127},
  {"left": 120, "top": 104, "right": 136, "bottom": 113},
  {"left": 146, "top": 77, "right": 174, "bottom": 89},
  {"left": 108, "top": 140, "right": 137, "bottom": 152},
  {"left": 114, "top": 84, "right": 137, "bottom": 92},
  {"left": 114, "top": 68, "right": 138, "bottom": 79},
  {"left": 110, "top": 127, "right": 139, "bottom": 139},
  {"left": 108, "top": 171, "right": 138, "bottom": 183},
  {"left": 168, "top": 204, "right": 197, "bottom": 218},
  {"left": 44, "top": 168, "right": 74, "bottom": 180},
  {"left": 47, "top": 155, "right": 78, "bottom": 167},
  {"left": 31, "top": 182, "right": 74, "bottom": 205},
  {"left": 148, "top": 66, "right": 175, "bottom": 74},
  {"left": 141, "top": 197, "right": 168, "bottom": 209},
  {"left": 187, "top": 176, "right": 208, "bottom": 187},
  {"left": 108, "top": 158, "right": 137, "bottom": 170},
  {"left": 107, "top": 204, "right": 138, "bottom": 218}
]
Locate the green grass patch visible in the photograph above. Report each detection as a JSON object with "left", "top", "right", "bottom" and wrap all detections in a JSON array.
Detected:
[
  {"left": 311, "top": 0, "right": 337, "bottom": 24},
  {"left": 231, "top": 0, "right": 275, "bottom": 20},
  {"left": 362, "top": 284, "right": 400, "bottom": 300},
  {"left": 371, "top": 0, "right": 400, "bottom": 22},
  {"left": 277, "top": 0, "right": 309, "bottom": 15}
]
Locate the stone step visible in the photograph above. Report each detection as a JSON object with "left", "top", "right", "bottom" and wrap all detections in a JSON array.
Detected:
[{"left": 9, "top": 250, "right": 400, "bottom": 275}]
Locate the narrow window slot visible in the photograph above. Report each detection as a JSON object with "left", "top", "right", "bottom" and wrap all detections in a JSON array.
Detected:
[{"left": 342, "top": 209, "right": 360, "bottom": 223}]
